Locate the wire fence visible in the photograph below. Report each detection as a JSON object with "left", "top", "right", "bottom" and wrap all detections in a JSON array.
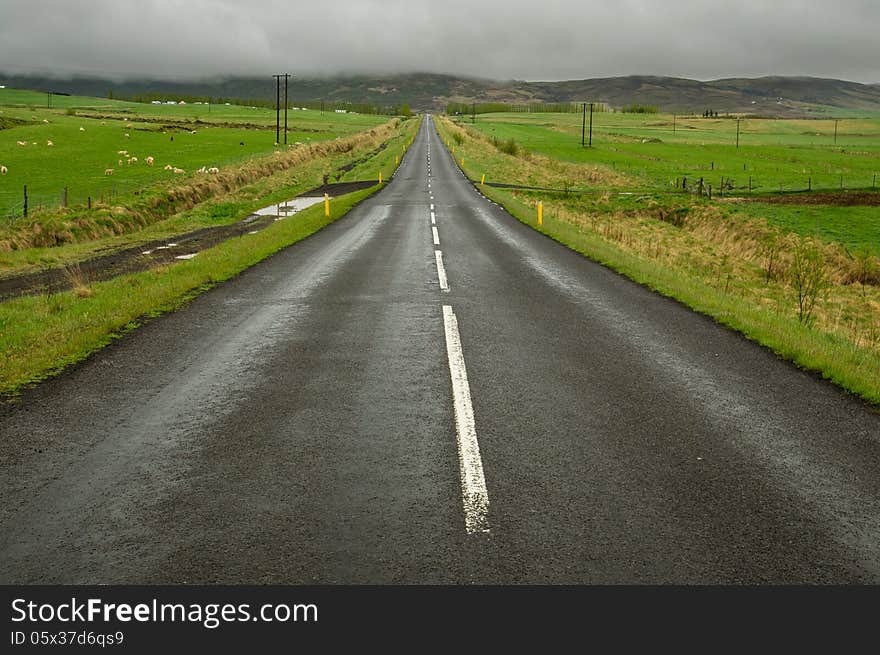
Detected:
[{"left": 0, "top": 145, "right": 314, "bottom": 224}]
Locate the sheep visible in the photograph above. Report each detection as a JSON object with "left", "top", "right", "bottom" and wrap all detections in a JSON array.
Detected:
[
  {"left": 124, "top": 133, "right": 130, "bottom": 138},
  {"left": 117, "top": 150, "right": 128, "bottom": 155},
  {"left": 145, "top": 156, "right": 154, "bottom": 166},
  {"left": 16, "top": 140, "right": 26, "bottom": 146},
  {"left": 197, "top": 166, "right": 207, "bottom": 174},
  {"left": 79, "top": 127, "right": 86, "bottom": 132},
  {"left": 190, "top": 130, "right": 196, "bottom": 135},
  {"left": 118, "top": 159, "right": 123, "bottom": 166},
  {"left": 164, "top": 164, "right": 173, "bottom": 170},
  {"left": 1, "top": 165, "right": 7, "bottom": 176},
  {"left": 130, "top": 157, "right": 138, "bottom": 163},
  {"left": 104, "top": 168, "right": 114, "bottom": 175},
  {"left": 42, "top": 119, "right": 49, "bottom": 124},
  {"left": 173, "top": 167, "right": 185, "bottom": 174},
  {"left": 208, "top": 167, "right": 219, "bottom": 174},
  {"left": 46, "top": 140, "right": 54, "bottom": 146}
]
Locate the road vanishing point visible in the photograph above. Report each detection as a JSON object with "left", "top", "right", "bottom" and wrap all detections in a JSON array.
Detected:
[{"left": 2, "top": 115, "right": 880, "bottom": 584}]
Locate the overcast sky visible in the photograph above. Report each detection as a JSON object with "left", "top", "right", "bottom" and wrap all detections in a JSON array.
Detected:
[{"left": 1, "top": 0, "right": 878, "bottom": 83}]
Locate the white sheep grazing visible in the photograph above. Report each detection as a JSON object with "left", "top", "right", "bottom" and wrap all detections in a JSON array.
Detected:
[
  {"left": 1, "top": 165, "right": 7, "bottom": 176},
  {"left": 79, "top": 127, "right": 85, "bottom": 132},
  {"left": 104, "top": 168, "right": 114, "bottom": 176},
  {"left": 197, "top": 166, "right": 207, "bottom": 174},
  {"left": 173, "top": 167, "right": 185, "bottom": 174},
  {"left": 208, "top": 167, "right": 219, "bottom": 174},
  {"left": 46, "top": 140, "right": 54, "bottom": 146},
  {"left": 190, "top": 130, "right": 196, "bottom": 135},
  {"left": 124, "top": 133, "right": 130, "bottom": 138},
  {"left": 145, "top": 156, "right": 154, "bottom": 166},
  {"left": 42, "top": 119, "right": 49, "bottom": 124},
  {"left": 118, "top": 159, "right": 123, "bottom": 166},
  {"left": 164, "top": 164, "right": 173, "bottom": 170},
  {"left": 130, "top": 157, "right": 138, "bottom": 163},
  {"left": 16, "top": 140, "right": 26, "bottom": 146},
  {"left": 117, "top": 150, "right": 128, "bottom": 156}
]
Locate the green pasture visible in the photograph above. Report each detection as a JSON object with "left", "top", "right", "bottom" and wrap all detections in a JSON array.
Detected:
[
  {"left": 457, "top": 111, "right": 880, "bottom": 252},
  {"left": 0, "top": 88, "right": 388, "bottom": 215},
  {"left": 463, "top": 111, "right": 880, "bottom": 194}
]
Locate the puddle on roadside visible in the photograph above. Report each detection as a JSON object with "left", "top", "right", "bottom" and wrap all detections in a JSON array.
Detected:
[{"left": 253, "top": 196, "right": 327, "bottom": 218}]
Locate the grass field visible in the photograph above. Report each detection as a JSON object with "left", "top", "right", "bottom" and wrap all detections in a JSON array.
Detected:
[
  {"left": 456, "top": 111, "right": 880, "bottom": 252},
  {"left": 465, "top": 111, "right": 880, "bottom": 193},
  {"left": 0, "top": 88, "right": 389, "bottom": 216},
  {"left": 437, "top": 114, "right": 880, "bottom": 405}
]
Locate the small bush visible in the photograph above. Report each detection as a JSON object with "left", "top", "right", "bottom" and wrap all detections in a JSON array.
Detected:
[
  {"left": 790, "top": 240, "right": 829, "bottom": 325},
  {"left": 495, "top": 138, "right": 519, "bottom": 156}
]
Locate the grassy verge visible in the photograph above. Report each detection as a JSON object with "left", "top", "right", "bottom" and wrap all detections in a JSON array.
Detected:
[
  {"left": 0, "top": 186, "right": 378, "bottom": 396},
  {"left": 436, "top": 116, "right": 880, "bottom": 406},
  {"left": 0, "top": 118, "right": 419, "bottom": 396},
  {"left": 0, "top": 117, "right": 417, "bottom": 274}
]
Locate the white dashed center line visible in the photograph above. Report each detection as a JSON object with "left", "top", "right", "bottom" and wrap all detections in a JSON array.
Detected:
[
  {"left": 432, "top": 226, "right": 440, "bottom": 246},
  {"left": 442, "top": 305, "right": 490, "bottom": 534},
  {"left": 435, "top": 250, "right": 448, "bottom": 292}
]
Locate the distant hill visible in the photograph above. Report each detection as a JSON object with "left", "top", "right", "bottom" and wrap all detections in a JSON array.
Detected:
[{"left": 2, "top": 72, "right": 879, "bottom": 116}]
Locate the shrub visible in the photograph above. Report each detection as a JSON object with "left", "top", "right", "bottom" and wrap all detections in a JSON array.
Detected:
[{"left": 790, "top": 240, "right": 829, "bottom": 325}]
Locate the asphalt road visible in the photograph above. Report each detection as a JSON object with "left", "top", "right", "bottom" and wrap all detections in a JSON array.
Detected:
[{"left": 2, "top": 116, "right": 880, "bottom": 584}]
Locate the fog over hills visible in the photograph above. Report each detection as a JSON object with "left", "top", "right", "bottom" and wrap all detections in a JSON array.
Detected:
[{"left": 2, "top": 72, "right": 879, "bottom": 116}]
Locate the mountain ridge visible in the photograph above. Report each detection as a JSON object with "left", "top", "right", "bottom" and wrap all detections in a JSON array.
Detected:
[{"left": 2, "top": 72, "right": 879, "bottom": 116}]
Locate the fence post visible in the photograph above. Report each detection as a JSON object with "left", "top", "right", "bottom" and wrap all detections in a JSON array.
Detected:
[
  {"left": 88, "top": 196, "right": 92, "bottom": 209},
  {"left": 23, "top": 185, "right": 28, "bottom": 218}
]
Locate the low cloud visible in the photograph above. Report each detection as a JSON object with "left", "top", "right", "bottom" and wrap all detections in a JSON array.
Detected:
[{"left": 1, "top": 0, "right": 877, "bottom": 83}]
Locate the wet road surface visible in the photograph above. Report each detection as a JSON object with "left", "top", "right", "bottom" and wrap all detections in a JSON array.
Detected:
[{"left": 2, "top": 116, "right": 880, "bottom": 583}]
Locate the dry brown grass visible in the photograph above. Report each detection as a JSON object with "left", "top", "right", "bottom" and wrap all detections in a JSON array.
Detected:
[{"left": 441, "top": 118, "right": 629, "bottom": 190}]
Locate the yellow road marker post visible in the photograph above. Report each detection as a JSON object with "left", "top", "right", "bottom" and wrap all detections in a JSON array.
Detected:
[
  {"left": 538, "top": 202, "right": 543, "bottom": 226},
  {"left": 324, "top": 193, "right": 330, "bottom": 217}
]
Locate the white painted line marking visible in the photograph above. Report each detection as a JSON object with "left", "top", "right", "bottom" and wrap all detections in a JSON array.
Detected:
[
  {"left": 432, "top": 226, "right": 440, "bottom": 245},
  {"left": 435, "top": 250, "right": 448, "bottom": 292},
  {"left": 430, "top": 204, "right": 434, "bottom": 211},
  {"left": 142, "top": 250, "right": 153, "bottom": 255},
  {"left": 248, "top": 230, "right": 259, "bottom": 235},
  {"left": 430, "top": 211, "right": 436, "bottom": 224},
  {"left": 176, "top": 253, "right": 198, "bottom": 260},
  {"left": 442, "top": 305, "right": 490, "bottom": 534}
]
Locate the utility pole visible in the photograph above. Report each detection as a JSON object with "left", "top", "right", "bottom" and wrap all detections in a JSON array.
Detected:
[
  {"left": 582, "top": 103, "right": 586, "bottom": 147},
  {"left": 736, "top": 118, "right": 741, "bottom": 149},
  {"left": 283, "top": 73, "right": 290, "bottom": 145},
  {"left": 272, "top": 74, "right": 283, "bottom": 145},
  {"left": 834, "top": 119, "right": 839, "bottom": 145},
  {"left": 589, "top": 102, "right": 594, "bottom": 147},
  {"left": 47, "top": 92, "right": 52, "bottom": 109}
]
